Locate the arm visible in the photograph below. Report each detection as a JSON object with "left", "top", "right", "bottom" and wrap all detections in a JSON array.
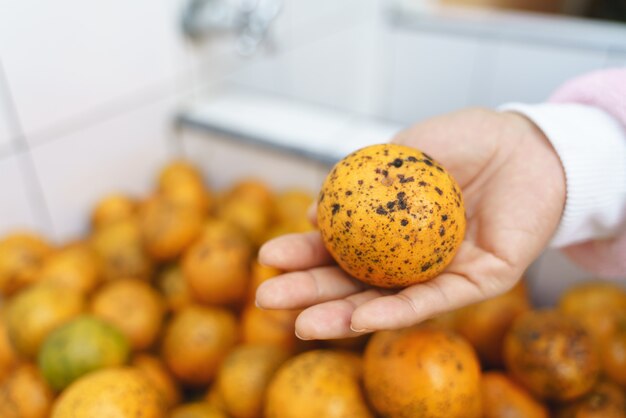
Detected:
[{"left": 503, "top": 68, "right": 626, "bottom": 277}]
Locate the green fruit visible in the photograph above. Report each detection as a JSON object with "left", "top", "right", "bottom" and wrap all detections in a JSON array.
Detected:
[{"left": 38, "top": 315, "right": 130, "bottom": 391}]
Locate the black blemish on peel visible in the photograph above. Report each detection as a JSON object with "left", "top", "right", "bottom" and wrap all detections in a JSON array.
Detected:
[
  {"left": 442, "top": 214, "right": 448, "bottom": 221},
  {"left": 434, "top": 187, "right": 443, "bottom": 196},
  {"left": 407, "top": 156, "right": 417, "bottom": 162},
  {"left": 345, "top": 190, "right": 352, "bottom": 196},
  {"left": 421, "top": 263, "right": 432, "bottom": 272},
  {"left": 423, "top": 159, "right": 434, "bottom": 167},
  {"left": 389, "top": 158, "right": 403, "bottom": 168},
  {"left": 376, "top": 206, "right": 388, "bottom": 215},
  {"left": 439, "top": 226, "right": 446, "bottom": 237},
  {"left": 401, "top": 219, "right": 409, "bottom": 226},
  {"left": 399, "top": 176, "right": 414, "bottom": 184},
  {"left": 396, "top": 192, "right": 407, "bottom": 210},
  {"left": 331, "top": 204, "right": 340, "bottom": 215}
]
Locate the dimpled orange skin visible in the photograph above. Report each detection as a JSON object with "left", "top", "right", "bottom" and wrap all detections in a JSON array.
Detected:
[
  {"left": 481, "top": 372, "right": 549, "bottom": 418},
  {"left": 51, "top": 367, "right": 165, "bottom": 418},
  {"left": 265, "top": 350, "right": 374, "bottom": 418},
  {"left": 363, "top": 326, "right": 482, "bottom": 418},
  {"left": 317, "top": 144, "right": 465, "bottom": 288},
  {"left": 132, "top": 354, "right": 181, "bottom": 409},
  {"left": 0, "top": 364, "right": 53, "bottom": 418},
  {"left": 162, "top": 306, "right": 238, "bottom": 386},
  {"left": 503, "top": 310, "right": 600, "bottom": 401}
]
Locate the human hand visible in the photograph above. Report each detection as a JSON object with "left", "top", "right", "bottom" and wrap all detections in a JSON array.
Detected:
[{"left": 256, "top": 108, "right": 566, "bottom": 339}]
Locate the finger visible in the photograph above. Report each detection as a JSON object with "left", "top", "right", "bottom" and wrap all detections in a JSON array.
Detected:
[
  {"left": 255, "top": 266, "right": 366, "bottom": 310},
  {"left": 350, "top": 270, "right": 509, "bottom": 331},
  {"left": 258, "top": 231, "right": 334, "bottom": 270},
  {"left": 307, "top": 203, "right": 318, "bottom": 227},
  {"left": 295, "top": 288, "right": 393, "bottom": 340}
]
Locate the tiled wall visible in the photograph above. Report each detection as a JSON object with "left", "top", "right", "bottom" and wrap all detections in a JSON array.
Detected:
[{"left": 0, "top": 0, "right": 366, "bottom": 242}]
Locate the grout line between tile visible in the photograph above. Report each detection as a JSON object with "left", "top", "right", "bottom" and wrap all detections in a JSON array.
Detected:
[{"left": 0, "top": 61, "right": 55, "bottom": 239}]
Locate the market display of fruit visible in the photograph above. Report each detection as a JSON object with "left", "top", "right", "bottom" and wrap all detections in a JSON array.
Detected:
[{"left": 0, "top": 157, "right": 624, "bottom": 418}]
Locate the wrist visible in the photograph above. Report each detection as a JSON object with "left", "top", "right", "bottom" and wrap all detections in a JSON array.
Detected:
[{"left": 500, "top": 103, "right": 626, "bottom": 248}]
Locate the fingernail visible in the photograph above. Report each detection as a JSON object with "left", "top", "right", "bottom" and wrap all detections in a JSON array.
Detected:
[
  {"left": 350, "top": 324, "right": 372, "bottom": 333},
  {"left": 254, "top": 300, "right": 264, "bottom": 310},
  {"left": 295, "top": 330, "right": 311, "bottom": 341}
]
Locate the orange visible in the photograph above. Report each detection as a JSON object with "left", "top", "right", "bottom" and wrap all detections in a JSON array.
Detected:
[
  {"left": 481, "top": 371, "right": 549, "bottom": 418},
  {"left": 219, "top": 180, "right": 274, "bottom": 245},
  {"left": 601, "top": 325, "right": 626, "bottom": 387},
  {"left": 139, "top": 196, "right": 203, "bottom": 261},
  {"left": 38, "top": 242, "right": 101, "bottom": 294},
  {"left": 265, "top": 350, "right": 373, "bottom": 418},
  {"left": 91, "top": 193, "right": 136, "bottom": 229},
  {"left": 6, "top": 283, "right": 84, "bottom": 358},
  {"left": 224, "top": 179, "right": 274, "bottom": 210},
  {"left": 91, "top": 279, "right": 165, "bottom": 351},
  {"left": 274, "top": 189, "right": 314, "bottom": 224},
  {"left": 317, "top": 144, "right": 465, "bottom": 288},
  {"left": 132, "top": 354, "right": 181, "bottom": 409},
  {"left": 0, "top": 310, "right": 20, "bottom": 382},
  {"left": 363, "top": 326, "right": 482, "bottom": 418},
  {"left": 215, "top": 344, "right": 290, "bottom": 418},
  {"left": 162, "top": 305, "right": 237, "bottom": 386},
  {"left": 0, "top": 364, "right": 53, "bottom": 418},
  {"left": 91, "top": 219, "right": 152, "bottom": 281},
  {"left": 219, "top": 199, "right": 272, "bottom": 246},
  {"left": 171, "top": 402, "right": 227, "bottom": 418},
  {"left": 182, "top": 220, "right": 252, "bottom": 306},
  {"left": 0, "top": 232, "right": 53, "bottom": 296},
  {"left": 555, "top": 380, "right": 626, "bottom": 418},
  {"left": 155, "top": 264, "right": 192, "bottom": 312},
  {"left": 455, "top": 280, "right": 531, "bottom": 367},
  {"left": 240, "top": 305, "right": 300, "bottom": 353},
  {"left": 51, "top": 367, "right": 165, "bottom": 418},
  {"left": 158, "top": 160, "right": 211, "bottom": 214},
  {"left": 503, "top": 309, "right": 599, "bottom": 401},
  {"left": 558, "top": 281, "right": 626, "bottom": 346},
  {"left": 38, "top": 315, "right": 130, "bottom": 391}
]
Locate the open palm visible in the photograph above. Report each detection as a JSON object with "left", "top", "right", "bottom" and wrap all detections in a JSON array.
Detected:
[{"left": 256, "top": 108, "right": 565, "bottom": 339}]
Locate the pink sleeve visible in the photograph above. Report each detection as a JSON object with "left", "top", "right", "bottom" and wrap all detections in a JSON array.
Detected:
[{"left": 549, "top": 68, "right": 626, "bottom": 278}]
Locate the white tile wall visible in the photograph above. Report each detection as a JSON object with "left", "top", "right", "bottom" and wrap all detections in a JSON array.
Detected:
[
  {"left": 30, "top": 96, "right": 175, "bottom": 241},
  {"left": 0, "top": 64, "right": 16, "bottom": 156},
  {"left": 286, "top": 25, "right": 375, "bottom": 113},
  {"left": 0, "top": 154, "right": 41, "bottom": 236},
  {"left": 487, "top": 41, "right": 607, "bottom": 105},
  {"left": 278, "top": 0, "right": 379, "bottom": 50},
  {"left": 225, "top": 53, "right": 292, "bottom": 97},
  {"left": 385, "top": 30, "right": 482, "bottom": 124},
  {"left": 0, "top": 0, "right": 187, "bottom": 143}
]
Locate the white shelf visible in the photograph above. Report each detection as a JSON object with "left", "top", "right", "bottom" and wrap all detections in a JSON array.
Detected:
[
  {"left": 178, "top": 89, "right": 403, "bottom": 165},
  {"left": 389, "top": 2, "right": 626, "bottom": 52}
]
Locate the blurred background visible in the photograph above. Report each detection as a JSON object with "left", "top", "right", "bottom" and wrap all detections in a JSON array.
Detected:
[{"left": 0, "top": 0, "right": 625, "bottom": 302}]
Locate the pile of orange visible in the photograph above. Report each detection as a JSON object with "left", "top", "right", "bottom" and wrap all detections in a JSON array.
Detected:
[{"left": 0, "top": 159, "right": 624, "bottom": 418}]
